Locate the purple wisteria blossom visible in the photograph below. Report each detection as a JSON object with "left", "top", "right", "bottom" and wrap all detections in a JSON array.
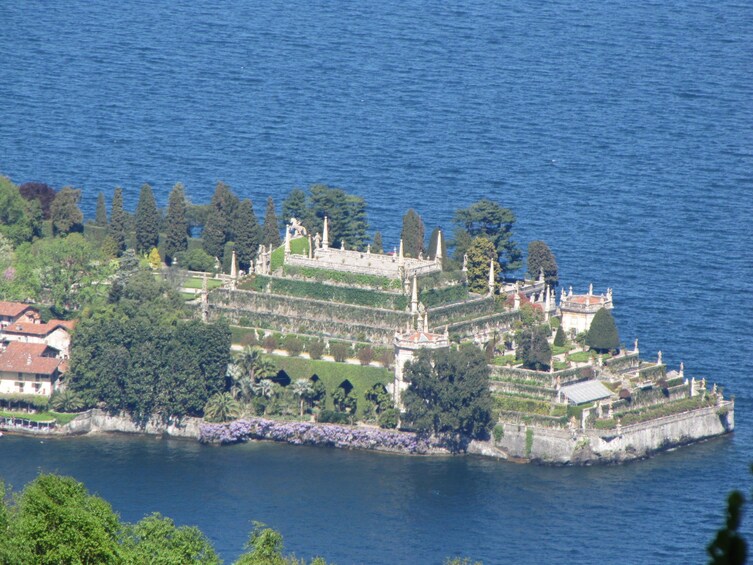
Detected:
[{"left": 199, "top": 417, "right": 432, "bottom": 454}]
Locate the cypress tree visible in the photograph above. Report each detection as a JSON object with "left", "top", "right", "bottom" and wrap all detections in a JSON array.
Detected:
[
  {"left": 262, "top": 196, "right": 281, "bottom": 248},
  {"left": 134, "top": 184, "right": 160, "bottom": 254},
  {"left": 553, "top": 325, "right": 566, "bottom": 347},
  {"left": 527, "top": 240, "right": 558, "bottom": 287},
  {"left": 586, "top": 308, "right": 620, "bottom": 353},
  {"left": 233, "top": 198, "right": 261, "bottom": 271},
  {"left": 164, "top": 183, "right": 188, "bottom": 265},
  {"left": 95, "top": 192, "right": 108, "bottom": 227},
  {"left": 202, "top": 182, "right": 235, "bottom": 259},
  {"left": 108, "top": 187, "right": 128, "bottom": 255},
  {"left": 372, "top": 231, "right": 383, "bottom": 254},
  {"left": 401, "top": 209, "right": 425, "bottom": 258}
]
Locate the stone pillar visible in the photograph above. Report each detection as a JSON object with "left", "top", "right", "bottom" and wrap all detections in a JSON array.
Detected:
[
  {"left": 435, "top": 229, "right": 443, "bottom": 267},
  {"left": 513, "top": 293, "right": 521, "bottom": 311},
  {"left": 488, "top": 258, "right": 495, "bottom": 296},
  {"left": 410, "top": 275, "right": 418, "bottom": 317},
  {"left": 322, "top": 216, "right": 329, "bottom": 249},
  {"left": 284, "top": 228, "right": 291, "bottom": 256},
  {"left": 588, "top": 282, "right": 593, "bottom": 295},
  {"left": 398, "top": 239, "right": 405, "bottom": 267},
  {"left": 230, "top": 250, "right": 238, "bottom": 289}
]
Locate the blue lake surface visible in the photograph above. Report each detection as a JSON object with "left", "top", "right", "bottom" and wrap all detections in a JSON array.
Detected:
[{"left": 1, "top": 1, "right": 752, "bottom": 563}]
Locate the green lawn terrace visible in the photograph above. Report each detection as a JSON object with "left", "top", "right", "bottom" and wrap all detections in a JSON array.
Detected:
[
  {"left": 489, "top": 339, "right": 733, "bottom": 433},
  {"left": 208, "top": 235, "right": 550, "bottom": 346}
]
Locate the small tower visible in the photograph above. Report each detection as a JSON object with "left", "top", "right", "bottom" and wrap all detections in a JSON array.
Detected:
[
  {"left": 410, "top": 275, "right": 419, "bottom": 316},
  {"left": 488, "top": 258, "right": 495, "bottom": 296},
  {"left": 230, "top": 249, "right": 238, "bottom": 289},
  {"left": 435, "top": 229, "right": 443, "bottom": 267},
  {"left": 200, "top": 273, "right": 209, "bottom": 323},
  {"left": 284, "top": 226, "right": 291, "bottom": 256},
  {"left": 322, "top": 216, "right": 329, "bottom": 249},
  {"left": 398, "top": 239, "right": 405, "bottom": 267}
]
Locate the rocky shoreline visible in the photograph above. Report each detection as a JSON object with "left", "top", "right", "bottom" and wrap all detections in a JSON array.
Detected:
[{"left": 1, "top": 405, "right": 733, "bottom": 466}]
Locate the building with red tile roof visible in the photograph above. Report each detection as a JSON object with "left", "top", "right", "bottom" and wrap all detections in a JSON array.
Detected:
[
  {"left": 559, "top": 284, "right": 614, "bottom": 335},
  {"left": 0, "top": 342, "right": 63, "bottom": 396},
  {"left": 0, "top": 301, "right": 40, "bottom": 327}
]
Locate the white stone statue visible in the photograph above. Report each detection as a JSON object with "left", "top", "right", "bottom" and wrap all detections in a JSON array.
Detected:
[{"left": 289, "top": 217, "right": 307, "bottom": 237}]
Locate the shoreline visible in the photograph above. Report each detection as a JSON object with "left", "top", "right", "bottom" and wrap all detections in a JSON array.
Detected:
[{"left": 1, "top": 406, "right": 734, "bottom": 466}]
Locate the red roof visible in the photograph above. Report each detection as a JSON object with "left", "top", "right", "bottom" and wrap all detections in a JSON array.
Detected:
[
  {"left": 0, "top": 301, "right": 35, "bottom": 319},
  {"left": 3, "top": 320, "right": 75, "bottom": 337},
  {"left": 0, "top": 342, "right": 61, "bottom": 375},
  {"left": 399, "top": 330, "right": 445, "bottom": 344}
]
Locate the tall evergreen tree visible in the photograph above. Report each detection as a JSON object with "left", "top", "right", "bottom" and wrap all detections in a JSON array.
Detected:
[
  {"left": 134, "top": 184, "right": 161, "bottom": 254},
  {"left": 306, "top": 185, "right": 368, "bottom": 250},
  {"left": 108, "top": 187, "right": 128, "bottom": 256},
  {"left": 372, "top": 231, "right": 383, "bottom": 254},
  {"left": 453, "top": 199, "right": 521, "bottom": 274},
  {"left": 517, "top": 325, "right": 552, "bottom": 371},
  {"left": 401, "top": 209, "right": 425, "bottom": 258},
  {"left": 202, "top": 182, "right": 236, "bottom": 259},
  {"left": 466, "top": 237, "right": 501, "bottom": 295},
  {"left": 163, "top": 183, "right": 188, "bottom": 265},
  {"left": 280, "top": 188, "right": 307, "bottom": 232},
  {"left": 586, "top": 308, "right": 620, "bottom": 353},
  {"left": 95, "top": 192, "right": 108, "bottom": 227},
  {"left": 233, "top": 198, "right": 261, "bottom": 271},
  {"left": 527, "top": 240, "right": 558, "bottom": 287},
  {"left": 261, "top": 196, "right": 281, "bottom": 248},
  {"left": 50, "top": 187, "right": 84, "bottom": 235}
]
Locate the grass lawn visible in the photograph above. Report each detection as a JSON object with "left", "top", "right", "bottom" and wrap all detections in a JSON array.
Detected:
[
  {"left": 182, "top": 277, "right": 223, "bottom": 290},
  {"left": 268, "top": 355, "right": 391, "bottom": 418},
  {"left": 567, "top": 351, "right": 592, "bottom": 363},
  {"left": 0, "top": 410, "right": 79, "bottom": 425},
  {"left": 551, "top": 344, "right": 574, "bottom": 356}
]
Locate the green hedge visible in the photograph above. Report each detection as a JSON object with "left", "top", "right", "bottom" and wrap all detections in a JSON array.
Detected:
[
  {"left": 419, "top": 285, "right": 469, "bottom": 307},
  {"left": 493, "top": 394, "right": 553, "bottom": 416},
  {"left": 283, "top": 264, "right": 402, "bottom": 290},
  {"left": 269, "top": 355, "right": 392, "bottom": 418},
  {"left": 246, "top": 275, "right": 408, "bottom": 310}
]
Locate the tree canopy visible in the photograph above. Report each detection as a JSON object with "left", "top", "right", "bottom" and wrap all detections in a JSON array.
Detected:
[
  {"left": 202, "top": 182, "right": 238, "bottom": 259},
  {"left": 164, "top": 183, "right": 189, "bottom": 265},
  {"left": 586, "top": 307, "right": 619, "bottom": 353},
  {"left": 50, "top": 187, "right": 84, "bottom": 236},
  {"left": 134, "top": 183, "right": 161, "bottom": 254},
  {"left": 19, "top": 182, "right": 56, "bottom": 220},
  {"left": 95, "top": 191, "right": 108, "bottom": 227},
  {"left": 517, "top": 325, "right": 552, "bottom": 371},
  {"left": 453, "top": 199, "right": 521, "bottom": 274},
  {"left": 108, "top": 187, "right": 128, "bottom": 256},
  {"left": 233, "top": 198, "right": 261, "bottom": 271},
  {"left": 401, "top": 209, "right": 425, "bottom": 258},
  {"left": 262, "top": 196, "right": 281, "bottom": 248},
  {"left": 0, "top": 176, "right": 37, "bottom": 245},
  {"left": 465, "top": 237, "right": 500, "bottom": 295},
  {"left": 402, "top": 345, "right": 494, "bottom": 447},
  {"left": 527, "top": 240, "right": 558, "bottom": 287}
]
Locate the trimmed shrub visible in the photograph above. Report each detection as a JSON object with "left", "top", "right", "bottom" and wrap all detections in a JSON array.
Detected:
[
  {"left": 262, "top": 335, "right": 278, "bottom": 353},
  {"left": 318, "top": 409, "right": 351, "bottom": 424},
  {"left": 379, "top": 408, "right": 399, "bottom": 429},
  {"left": 307, "top": 339, "right": 325, "bottom": 360},
  {"left": 553, "top": 325, "right": 566, "bottom": 347},
  {"left": 283, "top": 336, "right": 303, "bottom": 357},
  {"left": 330, "top": 342, "right": 351, "bottom": 363},
  {"left": 357, "top": 347, "right": 374, "bottom": 366}
]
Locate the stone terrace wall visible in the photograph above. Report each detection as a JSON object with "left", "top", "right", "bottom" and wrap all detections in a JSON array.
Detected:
[{"left": 286, "top": 247, "right": 441, "bottom": 279}]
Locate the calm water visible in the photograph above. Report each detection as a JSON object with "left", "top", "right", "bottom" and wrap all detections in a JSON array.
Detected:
[{"left": 1, "top": 1, "right": 752, "bottom": 563}]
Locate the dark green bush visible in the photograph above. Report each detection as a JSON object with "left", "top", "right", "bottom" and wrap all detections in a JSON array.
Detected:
[
  {"left": 262, "top": 335, "right": 278, "bottom": 353},
  {"left": 379, "top": 408, "right": 399, "bottom": 429},
  {"left": 357, "top": 347, "right": 374, "bottom": 366},
  {"left": 317, "top": 409, "right": 351, "bottom": 424},
  {"left": 283, "top": 336, "right": 303, "bottom": 357},
  {"left": 330, "top": 342, "right": 351, "bottom": 363},
  {"left": 307, "top": 340, "right": 325, "bottom": 360}
]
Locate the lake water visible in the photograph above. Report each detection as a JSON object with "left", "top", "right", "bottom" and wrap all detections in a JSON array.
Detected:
[{"left": 1, "top": 1, "right": 752, "bottom": 563}]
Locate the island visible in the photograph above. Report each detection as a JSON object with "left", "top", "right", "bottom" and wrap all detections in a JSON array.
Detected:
[{"left": 0, "top": 179, "right": 734, "bottom": 464}]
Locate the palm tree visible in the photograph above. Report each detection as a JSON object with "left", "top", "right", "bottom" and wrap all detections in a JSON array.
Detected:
[
  {"left": 238, "top": 346, "right": 277, "bottom": 382},
  {"left": 50, "top": 389, "right": 84, "bottom": 413},
  {"left": 291, "top": 379, "right": 314, "bottom": 417},
  {"left": 203, "top": 392, "right": 241, "bottom": 423}
]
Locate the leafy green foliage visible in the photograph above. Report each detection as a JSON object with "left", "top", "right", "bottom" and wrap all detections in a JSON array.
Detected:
[
  {"left": 401, "top": 208, "right": 425, "bottom": 258},
  {"left": 234, "top": 198, "right": 261, "bottom": 271},
  {"left": 527, "top": 240, "right": 558, "bottom": 286},
  {"left": 403, "top": 345, "right": 494, "bottom": 445},
  {"left": 282, "top": 265, "right": 402, "bottom": 290},
  {"left": 465, "top": 237, "right": 500, "bottom": 295},
  {"left": 134, "top": 184, "right": 160, "bottom": 253},
  {"left": 281, "top": 188, "right": 308, "bottom": 231},
  {"left": 122, "top": 513, "right": 220, "bottom": 564},
  {"left": 204, "top": 392, "right": 241, "bottom": 423},
  {"left": 50, "top": 186, "right": 84, "bottom": 235},
  {"left": 203, "top": 182, "right": 238, "bottom": 259},
  {"left": 283, "top": 335, "right": 304, "bottom": 357},
  {"left": 262, "top": 196, "right": 282, "bottom": 248},
  {"left": 49, "top": 389, "right": 84, "bottom": 413},
  {"left": 177, "top": 247, "right": 215, "bottom": 272},
  {"left": 586, "top": 307, "right": 619, "bottom": 353},
  {"left": 305, "top": 184, "right": 368, "bottom": 250},
  {"left": 516, "top": 325, "right": 552, "bottom": 371},
  {"left": 164, "top": 183, "right": 189, "bottom": 265},
  {"left": 329, "top": 342, "right": 351, "bottom": 362},
  {"left": 0, "top": 176, "right": 37, "bottom": 245},
  {"left": 95, "top": 191, "right": 108, "bottom": 227},
  {"left": 69, "top": 271, "right": 231, "bottom": 420},
  {"left": 453, "top": 199, "right": 521, "bottom": 273},
  {"left": 108, "top": 187, "right": 128, "bottom": 256},
  {"left": 0, "top": 474, "right": 123, "bottom": 564},
  {"left": 553, "top": 325, "right": 566, "bottom": 347},
  {"left": 19, "top": 182, "right": 57, "bottom": 220},
  {"left": 372, "top": 231, "right": 383, "bottom": 253}
]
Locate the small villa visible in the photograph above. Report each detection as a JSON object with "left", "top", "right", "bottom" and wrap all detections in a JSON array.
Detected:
[{"left": 0, "top": 302, "right": 74, "bottom": 397}]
